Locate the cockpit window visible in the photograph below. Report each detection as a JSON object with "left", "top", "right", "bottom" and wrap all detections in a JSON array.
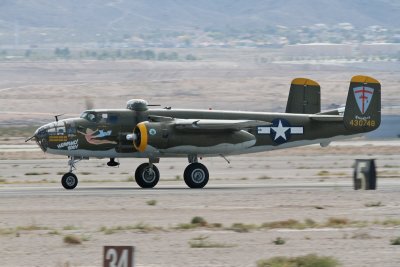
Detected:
[
  {"left": 80, "top": 112, "right": 118, "bottom": 124},
  {"left": 80, "top": 112, "right": 98, "bottom": 122}
]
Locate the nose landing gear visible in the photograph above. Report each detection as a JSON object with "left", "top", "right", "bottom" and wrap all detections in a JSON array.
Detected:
[{"left": 60, "top": 156, "right": 82, "bottom": 190}]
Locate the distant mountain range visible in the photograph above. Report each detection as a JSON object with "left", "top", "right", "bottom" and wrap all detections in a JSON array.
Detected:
[{"left": 0, "top": 0, "right": 399, "bottom": 45}]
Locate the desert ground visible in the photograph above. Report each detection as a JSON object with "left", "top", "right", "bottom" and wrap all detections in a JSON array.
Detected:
[{"left": 0, "top": 49, "right": 400, "bottom": 266}]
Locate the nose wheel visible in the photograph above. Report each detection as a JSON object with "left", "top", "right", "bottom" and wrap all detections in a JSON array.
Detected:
[
  {"left": 135, "top": 163, "right": 160, "bottom": 188},
  {"left": 61, "top": 172, "right": 78, "bottom": 189},
  {"left": 184, "top": 163, "right": 209, "bottom": 188}
]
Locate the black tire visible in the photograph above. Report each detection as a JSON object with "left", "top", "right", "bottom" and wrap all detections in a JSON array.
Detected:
[
  {"left": 183, "top": 163, "right": 209, "bottom": 188},
  {"left": 135, "top": 163, "right": 160, "bottom": 188},
  {"left": 61, "top": 172, "right": 78, "bottom": 190}
]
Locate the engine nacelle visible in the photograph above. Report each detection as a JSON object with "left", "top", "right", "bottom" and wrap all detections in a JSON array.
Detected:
[{"left": 131, "top": 121, "right": 256, "bottom": 155}]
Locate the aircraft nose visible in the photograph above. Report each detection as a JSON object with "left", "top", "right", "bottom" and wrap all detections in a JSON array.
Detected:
[{"left": 33, "top": 126, "right": 49, "bottom": 152}]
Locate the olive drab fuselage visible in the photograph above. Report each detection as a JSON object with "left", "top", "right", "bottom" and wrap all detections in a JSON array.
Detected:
[{"left": 34, "top": 107, "right": 374, "bottom": 158}]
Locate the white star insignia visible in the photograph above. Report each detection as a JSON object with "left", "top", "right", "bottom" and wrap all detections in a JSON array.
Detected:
[{"left": 271, "top": 120, "right": 290, "bottom": 140}]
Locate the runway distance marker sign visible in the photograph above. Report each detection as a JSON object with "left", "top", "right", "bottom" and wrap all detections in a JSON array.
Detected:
[{"left": 103, "top": 246, "right": 134, "bottom": 267}]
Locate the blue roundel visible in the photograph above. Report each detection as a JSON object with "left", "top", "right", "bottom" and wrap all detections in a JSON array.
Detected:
[
  {"left": 270, "top": 118, "right": 292, "bottom": 144},
  {"left": 149, "top": 128, "right": 157, "bottom": 136}
]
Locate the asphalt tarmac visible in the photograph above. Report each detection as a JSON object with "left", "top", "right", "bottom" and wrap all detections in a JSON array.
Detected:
[{"left": 2, "top": 180, "right": 400, "bottom": 198}]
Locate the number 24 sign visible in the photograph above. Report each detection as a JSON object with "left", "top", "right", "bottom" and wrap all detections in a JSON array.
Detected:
[{"left": 104, "top": 246, "right": 134, "bottom": 267}]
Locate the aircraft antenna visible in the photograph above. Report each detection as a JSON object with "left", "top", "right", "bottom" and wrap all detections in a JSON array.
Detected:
[
  {"left": 54, "top": 113, "right": 65, "bottom": 122},
  {"left": 219, "top": 154, "right": 231, "bottom": 164}
]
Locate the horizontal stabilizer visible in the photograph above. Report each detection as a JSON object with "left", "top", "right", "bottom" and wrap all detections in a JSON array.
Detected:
[{"left": 309, "top": 115, "right": 343, "bottom": 122}]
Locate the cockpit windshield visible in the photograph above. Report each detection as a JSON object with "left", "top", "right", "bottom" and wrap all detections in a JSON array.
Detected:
[{"left": 80, "top": 112, "right": 118, "bottom": 124}]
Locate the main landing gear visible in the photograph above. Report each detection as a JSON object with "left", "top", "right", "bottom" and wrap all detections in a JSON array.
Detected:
[
  {"left": 183, "top": 155, "right": 209, "bottom": 188},
  {"left": 134, "top": 155, "right": 209, "bottom": 189}
]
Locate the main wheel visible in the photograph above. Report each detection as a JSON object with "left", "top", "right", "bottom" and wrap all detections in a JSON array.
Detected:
[
  {"left": 61, "top": 172, "right": 78, "bottom": 190},
  {"left": 184, "top": 163, "right": 209, "bottom": 188},
  {"left": 135, "top": 163, "right": 160, "bottom": 188}
]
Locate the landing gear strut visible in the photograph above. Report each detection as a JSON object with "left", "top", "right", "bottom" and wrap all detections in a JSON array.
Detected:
[
  {"left": 61, "top": 156, "right": 81, "bottom": 190},
  {"left": 135, "top": 163, "right": 160, "bottom": 188}
]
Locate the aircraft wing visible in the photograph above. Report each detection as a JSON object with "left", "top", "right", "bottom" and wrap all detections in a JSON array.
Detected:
[
  {"left": 174, "top": 119, "right": 271, "bottom": 131},
  {"left": 148, "top": 115, "right": 174, "bottom": 122}
]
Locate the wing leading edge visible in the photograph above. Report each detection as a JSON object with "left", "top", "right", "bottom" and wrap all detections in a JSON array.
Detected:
[{"left": 174, "top": 119, "right": 271, "bottom": 131}]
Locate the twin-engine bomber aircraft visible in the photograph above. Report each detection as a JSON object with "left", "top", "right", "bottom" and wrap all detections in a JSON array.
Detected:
[{"left": 27, "top": 75, "right": 381, "bottom": 189}]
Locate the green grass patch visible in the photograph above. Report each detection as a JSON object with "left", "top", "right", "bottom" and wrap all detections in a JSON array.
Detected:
[
  {"left": 16, "top": 224, "right": 49, "bottom": 231},
  {"left": 325, "top": 217, "right": 349, "bottom": 227},
  {"left": 191, "top": 216, "right": 207, "bottom": 226},
  {"left": 189, "top": 235, "right": 235, "bottom": 248},
  {"left": 227, "top": 223, "right": 258, "bottom": 233},
  {"left": 0, "top": 228, "right": 15, "bottom": 235},
  {"left": 317, "top": 170, "right": 330, "bottom": 176},
  {"left": 146, "top": 199, "right": 157, "bottom": 206},
  {"left": 175, "top": 223, "right": 198, "bottom": 230},
  {"left": 175, "top": 216, "right": 216, "bottom": 230},
  {"left": 261, "top": 219, "right": 307, "bottom": 229},
  {"left": 209, "top": 223, "right": 223, "bottom": 228},
  {"left": 380, "top": 219, "right": 400, "bottom": 226},
  {"left": 351, "top": 232, "right": 376, "bottom": 240},
  {"left": 63, "top": 235, "right": 82, "bottom": 245},
  {"left": 63, "top": 225, "right": 79, "bottom": 230},
  {"left": 272, "top": 237, "right": 286, "bottom": 245},
  {"left": 257, "top": 254, "right": 340, "bottom": 267},
  {"left": 48, "top": 230, "right": 61, "bottom": 235},
  {"left": 100, "top": 223, "right": 161, "bottom": 234},
  {"left": 364, "top": 201, "right": 383, "bottom": 207},
  {"left": 390, "top": 237, "right": 400, "bottom": 245},
  {"left": 383, "top": 165, "right": 398, "bottom": 168},
  {"left": 25, "top": 172, "right": 50, "bottom": 176}
]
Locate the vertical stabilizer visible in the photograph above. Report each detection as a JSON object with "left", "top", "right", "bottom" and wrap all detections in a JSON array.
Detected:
[
  {"left": 286, "top": 78, "right": 321, "bottom": 114},
  {"left": 344, "top": 75, "right": 381, "bottom": 132}
]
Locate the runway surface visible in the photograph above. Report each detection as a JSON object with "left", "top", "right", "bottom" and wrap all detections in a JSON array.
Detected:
[{"left": 2, "top": 180, "right": 400, "bottom": 197}]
